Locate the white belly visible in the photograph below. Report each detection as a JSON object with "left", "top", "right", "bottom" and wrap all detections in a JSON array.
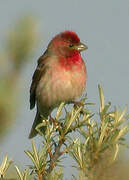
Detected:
[{"left": 36, "top": 63, "right": 86, "bottom": 109}]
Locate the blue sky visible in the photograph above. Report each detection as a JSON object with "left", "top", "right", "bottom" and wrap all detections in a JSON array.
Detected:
[{"left": 0, "top": 0, "right": 129, "bottom": 178}]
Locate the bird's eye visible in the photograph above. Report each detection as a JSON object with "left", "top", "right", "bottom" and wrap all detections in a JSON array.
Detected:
[{"left": 69, "top": 44, "right": 74, "bottom": 48}]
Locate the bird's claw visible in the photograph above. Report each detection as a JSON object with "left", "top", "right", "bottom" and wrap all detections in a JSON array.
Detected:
[
  {"left": 70, "top": 100, "right": 84, "bottom": 107},
  {"left": 49, "top": 115, "right": 61, "bottom": 128}
]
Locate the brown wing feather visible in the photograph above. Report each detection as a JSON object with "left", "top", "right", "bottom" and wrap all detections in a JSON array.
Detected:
[{"left": 30, "top": 50, "right": 48, "bottom": 109}]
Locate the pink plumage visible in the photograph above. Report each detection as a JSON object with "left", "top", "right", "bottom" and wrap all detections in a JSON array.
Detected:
[{"left": 29, "top": 30, "right": 88, "bottom": 138}]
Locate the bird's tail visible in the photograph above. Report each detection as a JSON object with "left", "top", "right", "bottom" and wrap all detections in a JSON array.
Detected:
[
  {"left": 29, "top": 109, "right": 49, "bottom": 139},
  {"left": 29, "top": 110, "right": 41, "bottom": 139}
]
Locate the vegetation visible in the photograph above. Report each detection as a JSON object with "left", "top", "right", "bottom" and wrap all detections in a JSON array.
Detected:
[
  {"left": 0, "top": 15, "right": 39, "bottom": 139},
  {"left": 1, "top": 85, "right": 129, "bottom": 179},
  {"left": 0, "top": 16, "right": 129, "bottom": 180}
]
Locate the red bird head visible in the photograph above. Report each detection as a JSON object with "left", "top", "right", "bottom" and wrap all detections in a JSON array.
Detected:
[{"left": 48, "top": 31, "right": 88, "bottom": 57}]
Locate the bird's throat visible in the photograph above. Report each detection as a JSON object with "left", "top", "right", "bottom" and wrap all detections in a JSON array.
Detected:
[{"left": 59, "top": 53, "right": 82, "bottom": 71}]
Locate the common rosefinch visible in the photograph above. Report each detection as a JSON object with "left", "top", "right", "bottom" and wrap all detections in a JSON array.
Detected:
[{"left": 29, "top": 31, "right": 88, "bottom": 138}]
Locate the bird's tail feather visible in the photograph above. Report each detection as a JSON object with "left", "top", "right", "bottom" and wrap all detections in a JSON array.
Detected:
[{"left": 29, "top": 110, "right": 46, "bottom": 139}]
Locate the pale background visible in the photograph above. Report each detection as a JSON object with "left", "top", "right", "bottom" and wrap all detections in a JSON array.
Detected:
[{"left": 0, "top": 0, "right": 129, "bottom": 178}]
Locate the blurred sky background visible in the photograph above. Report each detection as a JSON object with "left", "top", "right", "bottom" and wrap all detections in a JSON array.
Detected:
[{"left": 0, "top": 0, "right": 129, "bottom": 178}]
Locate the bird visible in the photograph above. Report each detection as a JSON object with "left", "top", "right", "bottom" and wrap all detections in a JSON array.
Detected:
[{"left": 29, "top": 30, "right": 88, "bottom": 138}]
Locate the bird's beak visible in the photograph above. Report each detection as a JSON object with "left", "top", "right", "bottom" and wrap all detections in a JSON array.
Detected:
[{"left": 75, "top": 42, "right": 88, "bottom": 52}]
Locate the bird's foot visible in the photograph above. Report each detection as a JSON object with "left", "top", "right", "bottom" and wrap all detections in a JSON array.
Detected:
[
  {"left": 70, "top": 100, "right": 84, "bottom": 107},
  {"left": 49, "top": 115, "right": 60, "bottom": 127},
  {"left": 70, "top": 100, "right": 85, "bottom": 115}
]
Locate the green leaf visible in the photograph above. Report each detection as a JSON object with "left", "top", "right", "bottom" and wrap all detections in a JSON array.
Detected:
[{"left": 98, "top": 84, "right": 105, "bottom": 112}]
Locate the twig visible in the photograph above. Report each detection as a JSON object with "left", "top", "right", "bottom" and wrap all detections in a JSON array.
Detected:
[
  {"left": 38, "top": 174, "right": 43, "bottom": 180},
  {"left": 42, "top": 139, "right": 65, "bottom": 180}
]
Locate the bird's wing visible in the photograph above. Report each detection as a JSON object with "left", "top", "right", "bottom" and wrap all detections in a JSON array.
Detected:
[{"left": 30, "top": 50, "right": 49, "bottom": 109}]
